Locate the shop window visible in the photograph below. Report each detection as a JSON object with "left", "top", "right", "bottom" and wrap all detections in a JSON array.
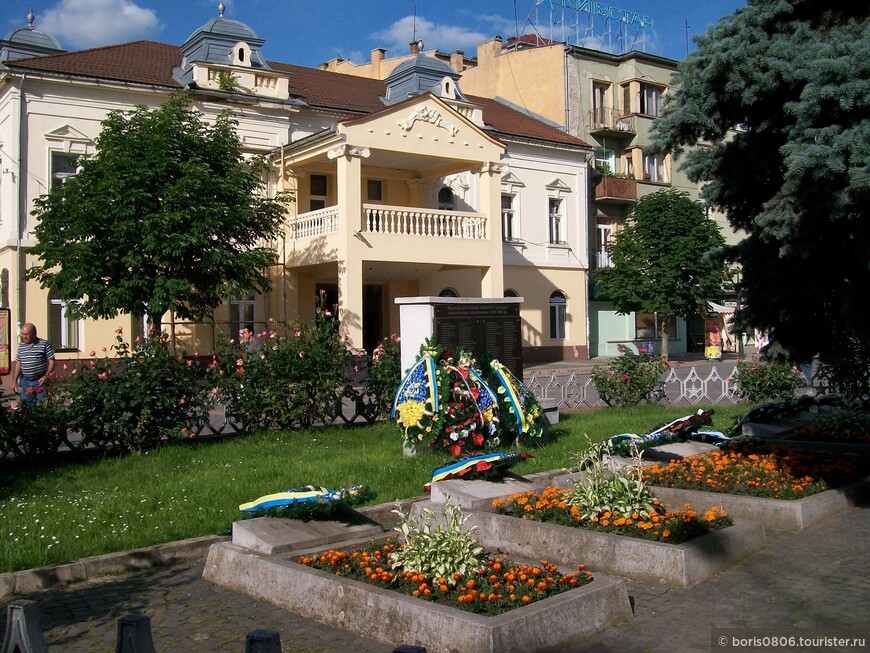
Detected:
[{"left": 635, "top": 312, "right": 676, "bottom": 340}]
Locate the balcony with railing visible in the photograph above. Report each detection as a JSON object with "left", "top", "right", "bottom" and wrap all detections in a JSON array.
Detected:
[
  {"left": 594, "top": 175, "right": 638, "bottom": 204},
  {"left": 587, "top": 109, "right": 636, "bottom": 137},
  {"left": 363, "top": 204, "right": 486, "bottom": 239},
  {"left": 287, "top": 204, "right": 488, "bottom": 241}
]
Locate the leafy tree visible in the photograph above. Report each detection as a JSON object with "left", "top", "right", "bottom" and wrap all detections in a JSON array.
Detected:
[
  {"left": 29, "top": 92, "right": 290, "bottom": 330},
  {"left": 649, "top": 2, "right": 869, "bottom": 367},
  {"left": 595, "top": 189, "right": 726, "bottom": 360}
]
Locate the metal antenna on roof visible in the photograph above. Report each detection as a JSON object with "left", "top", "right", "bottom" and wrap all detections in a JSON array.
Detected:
[
  {"left": 685, "top": 20, "right": 689, "bottom": 57},
  {"left": 412, "top": 4, "right": 417, "bottom": 43}
]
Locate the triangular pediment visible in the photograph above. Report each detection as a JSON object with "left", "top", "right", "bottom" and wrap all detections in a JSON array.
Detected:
[
  {"left": 44, "top": 125, "right": 92, "bottom": 143},
  {"left": 546, "top": 178, "right": 572, "bottom": 194},
  {"left": 501, "top": 172, "right": 525, "bottom": 189},
  {"left": 339, "top": 94, "right": 504, "bottom": 163}
]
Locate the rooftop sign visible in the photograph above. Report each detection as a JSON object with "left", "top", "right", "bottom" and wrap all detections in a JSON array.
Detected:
[{"left": 537, "top": 0, "right": 654, "bottom": 29}]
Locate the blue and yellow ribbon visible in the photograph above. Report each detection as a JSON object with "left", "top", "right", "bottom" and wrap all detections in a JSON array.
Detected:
[
  {"left": 391, "top": 353, "right": 439, "bottom": 418},
  {"left": 492, "top": 361, "right": 529, "bottom": 434}
]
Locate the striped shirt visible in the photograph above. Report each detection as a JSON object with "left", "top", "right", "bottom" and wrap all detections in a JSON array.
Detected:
[{"left": 16, "top": 338, "right": 56, "bottom": 379}]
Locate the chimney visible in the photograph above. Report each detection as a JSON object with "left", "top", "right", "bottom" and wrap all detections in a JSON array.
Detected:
[
  {"left": 409, "top": 40, "right": 422, "bottom": 55},
  {"left": 371, "top": 48, "right": 386, "bottom": 78},
  {"left": 449, "top": 50, "right": 465, "bottom": 73},
  {"left": 477, "top": 36, "right": 503, "bottom": 64}
]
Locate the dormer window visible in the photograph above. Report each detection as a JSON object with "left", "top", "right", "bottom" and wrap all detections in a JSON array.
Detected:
[
  {"left": 232, "top": 41, "right": 252, "bottom": 67},
  {"left": 440, "top": 77, "right": 456, "bottom": 99}
]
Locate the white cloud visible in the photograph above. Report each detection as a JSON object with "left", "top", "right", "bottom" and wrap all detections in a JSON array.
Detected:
[
  {"left": 39, "top": 0, "right": 163, "bottom": 50},
  {"left": 370, "top": 15, "right": 489, "bottom": 57}
]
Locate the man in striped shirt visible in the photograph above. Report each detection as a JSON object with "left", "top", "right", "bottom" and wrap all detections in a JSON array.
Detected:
[{"left": 12, "top": 323, "right": 56, "bottom": 404}]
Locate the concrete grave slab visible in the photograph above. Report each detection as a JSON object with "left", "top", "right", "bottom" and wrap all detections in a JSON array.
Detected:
[
  {"left": 233, "top": 511, "right": 384, "bottom": 555},
  {"left": 641, "top": 440, "right": 720, "bottom": 462},
  {"left": 429, "top": 475, "right": 546, "bottom": 510}
]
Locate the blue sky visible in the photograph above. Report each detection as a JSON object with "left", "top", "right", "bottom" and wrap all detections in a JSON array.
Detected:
[{"left": 3, "top": 0, "right": 746, "bottom": 67}]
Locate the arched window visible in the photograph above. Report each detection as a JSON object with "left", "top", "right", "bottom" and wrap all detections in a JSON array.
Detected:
[
  {"left": 504, "top": 289, "right": 518, "bottom": 298},
  {"left": 439, "top": 288, "right": 458, "bottom": 298},
  {"left": 549, "top": 291, "right": 566, "bottom": 340},
  {"left": 438, "top": 187, "right": 455, "bottom": 210}
]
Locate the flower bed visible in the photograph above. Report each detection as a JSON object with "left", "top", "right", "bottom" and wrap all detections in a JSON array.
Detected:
[
  {"left": 299, "top": 538, "right": 591, "bottom": 615},
  {"left": 642, "top": 441, "right": 870, "bottom": 499},
  {"left": 493, "top": 488, "right": 731, "bottom": 544},
  {"left": 203, "top": 539, "right": 633, "bottom": 652},
  {"left": 415, "top": 504, "right": 764, "bottom": 588},
  {"left": 640, "top": 441, "right": 870, "bottom": 530}
]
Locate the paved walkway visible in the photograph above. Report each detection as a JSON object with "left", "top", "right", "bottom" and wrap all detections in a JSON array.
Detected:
[{"left": 3, "top": 502, "right": 868, "bottom": 652}]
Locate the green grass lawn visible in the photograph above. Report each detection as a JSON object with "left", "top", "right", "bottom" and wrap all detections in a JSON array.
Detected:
[{"left": 0, "top": 403, "right": 749, "bottom": 573}]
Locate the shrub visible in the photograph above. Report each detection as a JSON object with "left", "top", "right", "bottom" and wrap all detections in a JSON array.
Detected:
[
  {"left": 818, "top": 335, "right": 870, "bottom": 405},
  {"left": 59, "top": 328, "right": 202, "bottom": 453},
  {"left": 567, "top": 437, "right": 660, "bottom": 520},
  {"left": 733, "top": 357, "right": 802, "bottom": 403},
  {"left": 591, "top": 350, "right": 669, "bottom": 407},
  {"left": 390, "top": 500, "right": 485, "bottom": 586},
  {"left": 366, "top": 334, "right": 402, "bottom": 418},
  {"left": 0, "top": 398, "right": 67, "bottom": 459},
  {"left": 210, "top": 291, "right": 351, "bottom": 430}
]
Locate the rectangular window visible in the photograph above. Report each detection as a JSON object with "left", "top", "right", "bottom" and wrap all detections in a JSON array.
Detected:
[
  {"left": 642, "top": 153, "right": 668, "bottom": 183},
  {"left": 594, "top": 148, "right": 616, "bottom": 175},
  {"left": 621, "top": 83, "right": 631, "bottom": 115},
  {"left": 548, "top": 198, "right": 564, "bottom": 245},
  {"left": 367, "top": 179, "right": 383, "bottom": 202},
  {"left": 229, "top": 293, "right": 255, "bottom": 341},
  {"left": 51, "top": 151, "right": 77, "bottom": 189},
  {"left": 635, "top": 312, "right": 677, "bottom": 340},
  {"left": 638, "top": 83, "right": 663, "bottom": 117},
  {"left": 623, "top": 152, "right": 635, "bottom": 179},
  {"left": 592, "top": 81, "right": 611, "bottom": 127},
  {"left": 310, "top": 174, "right": 328, "bottom": 211},
  {"left": 596, "top": 223, "right": 613, "bottom": 268},
  {"left": 48, "top": 298, "right": 80, "bottom": 351},
  {"left": 501, "top": 193, "right": 519, "bottom": 241}
]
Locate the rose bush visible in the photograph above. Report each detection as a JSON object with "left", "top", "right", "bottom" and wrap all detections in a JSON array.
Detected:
[{"left": 59, "top": 328, "right": 203, "bottom": 453}]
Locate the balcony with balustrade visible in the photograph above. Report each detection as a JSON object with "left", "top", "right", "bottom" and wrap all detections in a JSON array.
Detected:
[{"left": 287, "top": 204, "right": 487, "bottom": 241}]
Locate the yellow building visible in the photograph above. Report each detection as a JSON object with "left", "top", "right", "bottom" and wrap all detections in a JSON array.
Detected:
[
  {"left": 0, "top": 11, "right": 593, "bottom": 377},
  {"left": 327, "top": 35, "right": 741, "bottom": 356}
]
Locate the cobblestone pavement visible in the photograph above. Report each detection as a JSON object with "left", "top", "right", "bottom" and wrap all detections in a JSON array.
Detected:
[{"left": 3, "top": 504, "right": 869, "bottom": 652}]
